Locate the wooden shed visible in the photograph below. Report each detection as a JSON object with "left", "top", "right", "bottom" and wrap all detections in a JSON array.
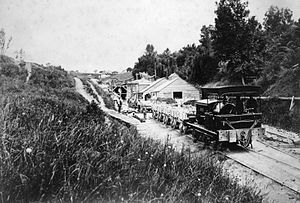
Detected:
[{"left": 151, "top": 73, "right": 200, "bottom": 101}]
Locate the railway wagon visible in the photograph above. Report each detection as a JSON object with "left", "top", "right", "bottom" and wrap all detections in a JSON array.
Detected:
[
  {"left": 184, "top": 85, "right": 265, "bottom": 148},
  {"left": 152, "top": 102, "right": 196, "bottom": 130}
]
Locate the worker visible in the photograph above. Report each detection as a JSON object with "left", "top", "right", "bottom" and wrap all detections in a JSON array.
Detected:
[
  {"left": 143, "top": 108, "right": 147, "bottom": 120},
  {"left": 236, "top": 96, "right": 244, "bottom": 114},
  {"left": 137, "top": 100, "right": 141, "bottom": 112}
]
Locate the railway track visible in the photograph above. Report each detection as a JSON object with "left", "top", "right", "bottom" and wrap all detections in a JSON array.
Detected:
[{"left": 221, "top": 142, "right": 300, "bottom": 194}]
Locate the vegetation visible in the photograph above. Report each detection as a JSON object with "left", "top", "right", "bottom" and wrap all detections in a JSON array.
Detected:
[
  {"left": 0, "top": 28, "right": 12, "bottom": 55},
  {"left": 0, "top": 58, "right": 263, "bottom": 202},
  {"left": 261, "top": 98, "right": 300, "bottom": 133}
]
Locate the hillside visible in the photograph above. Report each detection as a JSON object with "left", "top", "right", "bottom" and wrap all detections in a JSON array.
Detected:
[
  {"left": 0, "top": 55, "right": 15, "bottom": 64},
  {"left": 264, "top": 66, "right": 300, "bottom": 97}
]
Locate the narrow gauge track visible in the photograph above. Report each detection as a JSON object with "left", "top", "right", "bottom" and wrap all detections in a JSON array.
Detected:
[{"left": 220, "top": 143, "right": 300, "bottom": 194}]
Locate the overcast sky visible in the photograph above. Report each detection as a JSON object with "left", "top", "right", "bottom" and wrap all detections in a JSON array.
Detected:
[{"left": 0, "top": 0, "right": 299, "bottom": 72}]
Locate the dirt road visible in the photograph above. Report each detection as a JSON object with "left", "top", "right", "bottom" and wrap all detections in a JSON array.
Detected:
[{"left": 75, "top": 78, "right": 300, "bottom": 203}]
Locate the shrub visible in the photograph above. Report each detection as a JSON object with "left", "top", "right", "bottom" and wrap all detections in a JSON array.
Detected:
[
  {"left": 29, "top": 65, "right": 74, "bottom": 89},
  {"left": 261, "top": 98, "right": 300, "bottom": 132},
  {"left": 0, "top": 63, "right": 27, "bottom": 80}
]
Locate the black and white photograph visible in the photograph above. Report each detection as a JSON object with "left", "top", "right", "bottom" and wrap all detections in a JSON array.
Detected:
[{"left": 0, "top": 0, "right": 300, "bottom": 202}]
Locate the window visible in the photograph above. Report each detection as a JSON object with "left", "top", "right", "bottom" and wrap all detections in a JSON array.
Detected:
[{"left": 173, "top": 91, "right": 183, "bottom": 99}]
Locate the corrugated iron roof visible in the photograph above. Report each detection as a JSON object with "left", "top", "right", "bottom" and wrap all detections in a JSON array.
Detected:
[
  {"left": 152, "top": 77, "right": 178, "bottom": 92},
  {"left": 140, "top": 77, "right": 167, "bottom": 93}
]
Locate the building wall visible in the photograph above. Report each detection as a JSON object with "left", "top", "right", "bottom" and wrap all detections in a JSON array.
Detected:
[
  {"left": 156, "top": 78, "right": 200, "bottom": 100},
  {"left": 126, "top": 83, "right": 151, "bottom": 101}
]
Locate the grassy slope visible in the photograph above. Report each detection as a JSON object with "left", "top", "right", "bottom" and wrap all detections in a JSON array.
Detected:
[
  {"left": 264, "top": 67, "right": 300, "bottom": 97},
  {"left": 0, "top": 58, "right": 262, "bottom": 202},
  {"left": 260, "top": 67, "right": 300, "bottom": 132}
]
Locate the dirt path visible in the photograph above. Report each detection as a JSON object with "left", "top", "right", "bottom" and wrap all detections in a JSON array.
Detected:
[
  {"left": 74, "top": 77, "right": 94, "bottom": 103},
  {"left": 75, "top": 78, "right": 300, "bottom": 203}
]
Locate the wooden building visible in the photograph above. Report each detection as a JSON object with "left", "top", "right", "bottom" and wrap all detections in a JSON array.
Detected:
[
  {"left": 151, "top": 73, "right": 200, "bottom": 101},
  {"left": 126, "top": 78, "right": 152, "bottom": 101}
]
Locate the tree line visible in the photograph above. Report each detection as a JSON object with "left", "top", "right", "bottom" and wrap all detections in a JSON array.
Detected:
[{"left": 132, "top": 0, "right": 300, "bottom": 91}]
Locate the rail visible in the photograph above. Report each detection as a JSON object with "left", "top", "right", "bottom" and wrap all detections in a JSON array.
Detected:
[{"left": 219, "top": 145, "right": 300, "bottom": 194}]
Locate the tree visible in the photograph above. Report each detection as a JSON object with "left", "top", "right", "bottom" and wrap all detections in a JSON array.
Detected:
[
  {"left": 257, "top": 6, "right": 298, "bottom": 89},
  {"left": 15, "top": 49, "right": 25, "bottom": 61},
  {"left": 132, "top": 44, "right": 157, "bottom": 79},
  {"left": 263, "top": 6, "right": 293, "bottom": 36},
  {"left": 0, "top": 28, "right": 12, "bottom": 55},
  {"left": 175, "top": 44, "right": 198, "bottom": 81},
  {"left": 212, "top": 0, "right": 263, "bottom": 83},
  {"left": 145, "top": 44, "right": 155, "bottom": 55},
  {"left": 199, "top": 25, "right": 214, "bottom": 56},
  {"left": 156, "top": 48, "right": 177, "bottom": 78}
]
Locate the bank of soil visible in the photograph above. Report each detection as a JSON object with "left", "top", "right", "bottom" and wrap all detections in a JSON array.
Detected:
[
  {"left": 75, "top": 78, "right": 300, "bottom": 203},
  {"left": 261, "top": 125, "right": 300, "bottom": 160}
]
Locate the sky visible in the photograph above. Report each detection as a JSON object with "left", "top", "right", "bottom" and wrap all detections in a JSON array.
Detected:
[{"left": 0, "top": 0, "right": 300, "bottom": 73}]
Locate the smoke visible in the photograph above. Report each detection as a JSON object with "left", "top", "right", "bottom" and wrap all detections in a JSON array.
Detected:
[{"left": 202, "top": 80, "right": 227, "bottom": 88}]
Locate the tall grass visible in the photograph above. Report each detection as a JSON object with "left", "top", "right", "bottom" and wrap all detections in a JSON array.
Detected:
[{"left": 0, "top": 63, "right": 262, "bottom": 202}]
